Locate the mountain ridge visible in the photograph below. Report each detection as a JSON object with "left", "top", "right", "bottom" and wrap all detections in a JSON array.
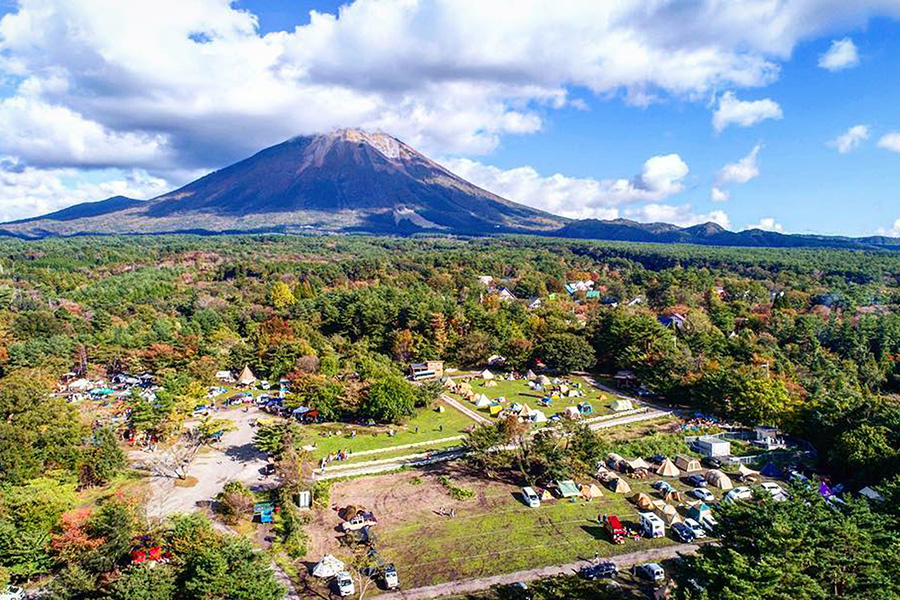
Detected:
[{"left": 2, "top": 129, "right": 898, "bottom": 251}]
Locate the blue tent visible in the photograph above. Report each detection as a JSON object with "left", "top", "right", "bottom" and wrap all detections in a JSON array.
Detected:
[{"left": 760, "top": 462, "right": 783, "bottom": 478}]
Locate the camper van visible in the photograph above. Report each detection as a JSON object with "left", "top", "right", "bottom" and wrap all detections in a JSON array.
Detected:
[
  {"left": 639, "top": 512, "right": 666, "bottom": 538},
  {"left": 336, "top": 571, "right": 355, "bottom": 597},
  {"left": 522, "top": 486, "right": 541, "bottom": 508}
]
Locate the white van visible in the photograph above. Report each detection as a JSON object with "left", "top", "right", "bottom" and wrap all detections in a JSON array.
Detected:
[
  {"left": 639, "top": 512, "right": 665, "bottom": 538},
  {"left": 522, "top": 486, "right": 541, "bottom": 508},
  {"left": 336, "top": 571, "right": 355, "bottom": 597}
]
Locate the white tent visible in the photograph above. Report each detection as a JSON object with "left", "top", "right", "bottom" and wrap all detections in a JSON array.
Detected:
[
  {"left": 531, "top": 409, "right": 547, "bottom": 423},
  {"left": 68, "top": 378, "right": 91, "bottom": 391},
  {"left": 483, "top": 380, "right": 498, "bottom": 388},
  {"left": 538, "top": 375, "right": 552, "bottom": 386},
  {"left": 706, "top": 469, "right": 734, "bottom": 490},
  {"left": 628, "top": 458, "right": 652, "bottom": 471},
  {"left": 475, "top": 394, "right": 491, "bottom": 408},
  {"left": 442, "top": 377, "right": 457, "bottom": 390},
  {"left": 656, "top": 458, "right": 681, "bottom": 477},
  {"left": 525, "top": 369, "right": 537, "bottom": 380},
  {"left": 480, "top": 369, "right": 495, "bottom": 380},
  {"left": 312, "top": 555, "right": 345, "bottom": 578},
  {"left": 237, "top": 366, "right": 257, "bottom": 387},
  {"left": 610, "top": 399, "right": 633, "bottom": 412}
]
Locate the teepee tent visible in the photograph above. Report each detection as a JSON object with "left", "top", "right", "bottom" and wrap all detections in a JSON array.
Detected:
[
  {"left": 656, "top": 458, "right": 681, "bottom": 477},
  {"left": 525, "top": 369, "right": 537, "bottom": 380},
  {"left": 236, "top": 366, "right": 257, "bottom": 387},
  {"left": 475, "top": 395, "right": 491, "bottom": 408},
  {"left": 538, "top": 375, "right": 552, "bottom": 386},
  {"left": 607, "top": 476, "right": 632, "bottom": 494},
  {"left": 480, "top": 369, "right": 495, "bottom": 380},
  {"left": 632, "top": 492, "right": 654, "bottom": 510},
  {"left": 706, "top": 469, "right": 734, "bottom": 490},
  {"left": 760, "top": 462, "right": 783, "bottom": 478}
]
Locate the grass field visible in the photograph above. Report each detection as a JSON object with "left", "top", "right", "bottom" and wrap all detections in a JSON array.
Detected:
[
  {"left": 295, "top": 400, "right": 476, "bottom": 462},
  {"left": 457, "top": 375, "right": 616, "bottom": 422}
]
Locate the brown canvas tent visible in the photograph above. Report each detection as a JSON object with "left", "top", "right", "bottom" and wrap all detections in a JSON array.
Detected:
[
  {"left": 706, "top": 469, "right": 734, "bottom": 490},
  {"left": 581, "top": 483, "right": 604, "bottom": 499},
  {"left": 675, "top": 455, "right": 701, "bottom": 472},
  {"left": 607, "top": 476, "right": 632, "bottom": 494},
  {"left": 656, "top": 458, "right": 681, "bottom": 477},
  {"left": 236, "top": 366, "right": 257, "bottom": 387},
  {"left": 632, "top": 492, "right": 654, "bottom": 510},
  {"left": 442, "top": 377, "right": 457, "bottom": 390},
  {"left": 664, "top": 490, "right": 683, "bottom": 504},
  {"left": 655, "top": 504, "right": 683, "bottom": 524}
]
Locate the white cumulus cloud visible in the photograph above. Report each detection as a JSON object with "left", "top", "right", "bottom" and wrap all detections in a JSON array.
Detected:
[
  {"left": 624, "top": 204, "right": 731, "bottom": 229},
  {"left": 717, "top": 144, "right": 762, "bottom": 185},
  {"left": 877, "top": 132, "right": 900, "bottom": 153},
  {"left": 712, "top": 92, "right": 783, "bottom": 132},
  {"left": 443, "top": 154, "right": 689, "bottom": 220},
  {"left": 818, "top": 38, "right": 860, "bottom": 71},
  {"left": 710, "top": 187, "right": 730, "bottom": 202},
  {"left": 746, "top": 217, "right": 784, "bottom": 232},
  {"left": 828, "top": 124, "right": 870, "bottom": 153},
  {"left": 877, "top": 219, "right": 900, "bottom": 237}
]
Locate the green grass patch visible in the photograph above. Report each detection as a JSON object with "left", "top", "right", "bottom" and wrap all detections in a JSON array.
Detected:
[
  {"left": 437, "top": 475, "right": 476, "bottom": 501},
  {"left": 460, "top": 376, "right": 615, "bottom": 421}
]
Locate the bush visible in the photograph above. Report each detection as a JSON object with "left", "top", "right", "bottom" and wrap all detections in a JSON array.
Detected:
[{"left": 437, "top": 475, "right": 475, "bottom": 501}]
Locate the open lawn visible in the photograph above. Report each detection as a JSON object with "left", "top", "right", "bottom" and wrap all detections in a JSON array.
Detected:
[
  {"left": 456, "top": 375, "right": 616, "bottom": 422},
  {"left": 295, "top": 400, "right": 476, "bottom": 462}
]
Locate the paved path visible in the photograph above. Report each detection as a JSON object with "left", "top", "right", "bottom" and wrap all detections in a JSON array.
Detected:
[
  {"left": 441, "top": 393, "right": 491, "bottom": 424},
  {"left": 379, "top": 543, "right": 698, "bottom": 600},
  {"left": 348, "top": 435, "right": 465, "bottom": 458},
  {"left": 315, "top": 448, "right": 467, "bottom": 480}
]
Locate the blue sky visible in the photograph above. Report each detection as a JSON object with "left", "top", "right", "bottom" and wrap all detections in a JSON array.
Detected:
[{"left": 0, "top": 1, "right": 899, "bottom": 235}]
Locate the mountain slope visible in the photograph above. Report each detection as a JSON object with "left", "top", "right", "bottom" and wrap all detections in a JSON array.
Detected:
[
  {"left": 1, "top": 130, "right": 564, "bottom": 238},
  {"left": 8, "top": 196, "right": 144, "bottom": 224}
]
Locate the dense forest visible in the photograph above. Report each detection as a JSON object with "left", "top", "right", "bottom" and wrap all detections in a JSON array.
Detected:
[{"left": 1, "top": 234, "right": 899, "bottom": 598}]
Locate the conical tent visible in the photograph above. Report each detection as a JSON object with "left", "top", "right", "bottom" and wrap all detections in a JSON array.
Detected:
[
  {"left": 706, "top": 469, "right": 734, "bottom": 490},
  {"left": 525, "top": 369, "right": 537, "bottom": 380},
  {"left": 607, "top": 477, "right": 631, "bottom": 494},
  {"left": 656, "top": 458, "right": 681, "bottom": 477},
  {"left": 480, "top": 369, "right": 494, "bottom": 380},
  {"left": 581, "top": 483, "right": 604, "bottom": 499},
  {"left": 237, "top": 366, "right": 257, "bottom": 386},
  {"left": 475, "top": 395, "right": 491, "bottom": 408},
  {"left": 538, "top": 375, "right": 552, "bottom": 385},
  {"left": 760, "top": 462, "right": 783, "bottom": 478},
  {"left": 632, "top": 493, "right": 654, "bottom": 509}
]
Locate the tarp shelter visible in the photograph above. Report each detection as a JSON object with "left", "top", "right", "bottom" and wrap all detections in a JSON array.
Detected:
[
  {"left": 656, "top": 458, "right": 681, "bottom": 477},
  {"left": 760, "top": 462, "right": 784, "bottom": 478},
  {"left": 556, "top": 480, "right": 581, "bottom": 498},
  {"left": 525, "top": 369, "right": 537, "bottom": 380},
  {"left": 607, "top": 477, "right": 632, "bottom": 494},
  {"left": 706, "top": 469, "right": 734, "bottom": 490},
  {"left": 538, "top": 375, "right": 552, "bottom": 386},
  {"left": 480, "top": 369, "right": 495, "bottom": 380},
  {"left": 610, "top": 399, "right": 633, "bottom": 412},
  {"left": 628, "top": 458, "right": 652, "bottom": 471},
  {"left": 581, "top": 483, "right": 604, "bottom": 499},
  {"left": 312, "top": 555, "right": 345, "bottom": 578},
  {"left": 859, "top": 486, "right": 884, "bottom": 501},
  {"left": 737, "top": 464, "right": 760, "bottom": 481},
  {"left": 675, "top": 455, "right": 701, "bottom": 472},
  {"left": 237, "top": 366, "right": 257, "bottom": 387},
  {"left": 633, "top": 493, "right": 654, "bottom": 510}
]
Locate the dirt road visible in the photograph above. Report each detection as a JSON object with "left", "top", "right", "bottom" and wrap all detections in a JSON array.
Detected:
[
  {"left": 131, "top": 406, "right": 274, "bottom": 518},
  {"left": 441, "top": 394, "right": 492, "bottom": 424},
  {"left": 379, "top": 543, "right": 698, "bottom": 600}
]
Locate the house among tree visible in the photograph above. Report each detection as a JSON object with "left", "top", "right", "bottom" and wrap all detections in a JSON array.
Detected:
[
  {"left": 236, "top": 366, "right": 257, "bottom": 388},
  {"left": 409, "top": 361, "right": 444, "bottom": 381}
]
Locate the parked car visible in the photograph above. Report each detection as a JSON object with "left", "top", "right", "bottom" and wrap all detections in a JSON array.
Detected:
[
  {"left": 521, "top": 486, "right": 541, "bottom": 508},
  {"left": 0, "top": 587, "right": 25, "bottom": 600},
  {"left": 723, "top": 486, "right": 753, "bottom": 503},
  {"left": 699, "top": 514, "right": 719, "bottom": 533},
  {"left": 684, "top": 518, "right": 707, "bottom": 539},
  {"left": 689, "top": 487, "right": 715, "bottom": 503},
  {"left": 701, "top": 456, "right": 723, "bottom": 469},
  {"left": 760, "top": 482, "right": 788, "bottom": 501},
  {"left": 671, "top": 522, "right": 696, "bottom": 543},
  {"left": 632, "top": 563, "right": 666, "bottom": 583},
  {"left": 336, "top": 571, "right": 355, "bottom": 597},
  {"left": 580, "top": 561, "right": 618, "bottom": 580},
  {"left": 383, "top": 564, "right": 400, "bottom": 590},
  {"left": 685, "top": 474, "right": 707, "bottom": 487}
]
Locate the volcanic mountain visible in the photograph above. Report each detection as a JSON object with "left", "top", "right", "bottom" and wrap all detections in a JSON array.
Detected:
[{"left": 1, "top": 129, "right": 565, "bottom": 238}]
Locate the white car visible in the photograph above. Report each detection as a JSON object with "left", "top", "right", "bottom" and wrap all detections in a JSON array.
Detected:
[
  {"left": 684, "top": 518, "right": 707, "bottom": 539},
  {"left": 760, "top": 482, "right": 788, "bottom": 501},
  {"left": 689, "top": 487, "right": 715, "bottom": 503},
  {"left": 1, "top": 586, "right": 25, "bottom": 600},
  {"left": 723, "top": 486, "right": 752, "bottom": 503},
  {"left": 336, "top": 571, "right": 355, "bottom": 597},
  {"left": 522, "top": 486, "right": 541, "bottom": 508},
  {"left": 699, "top": 514, "right": 719, "bottom": 533}
]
